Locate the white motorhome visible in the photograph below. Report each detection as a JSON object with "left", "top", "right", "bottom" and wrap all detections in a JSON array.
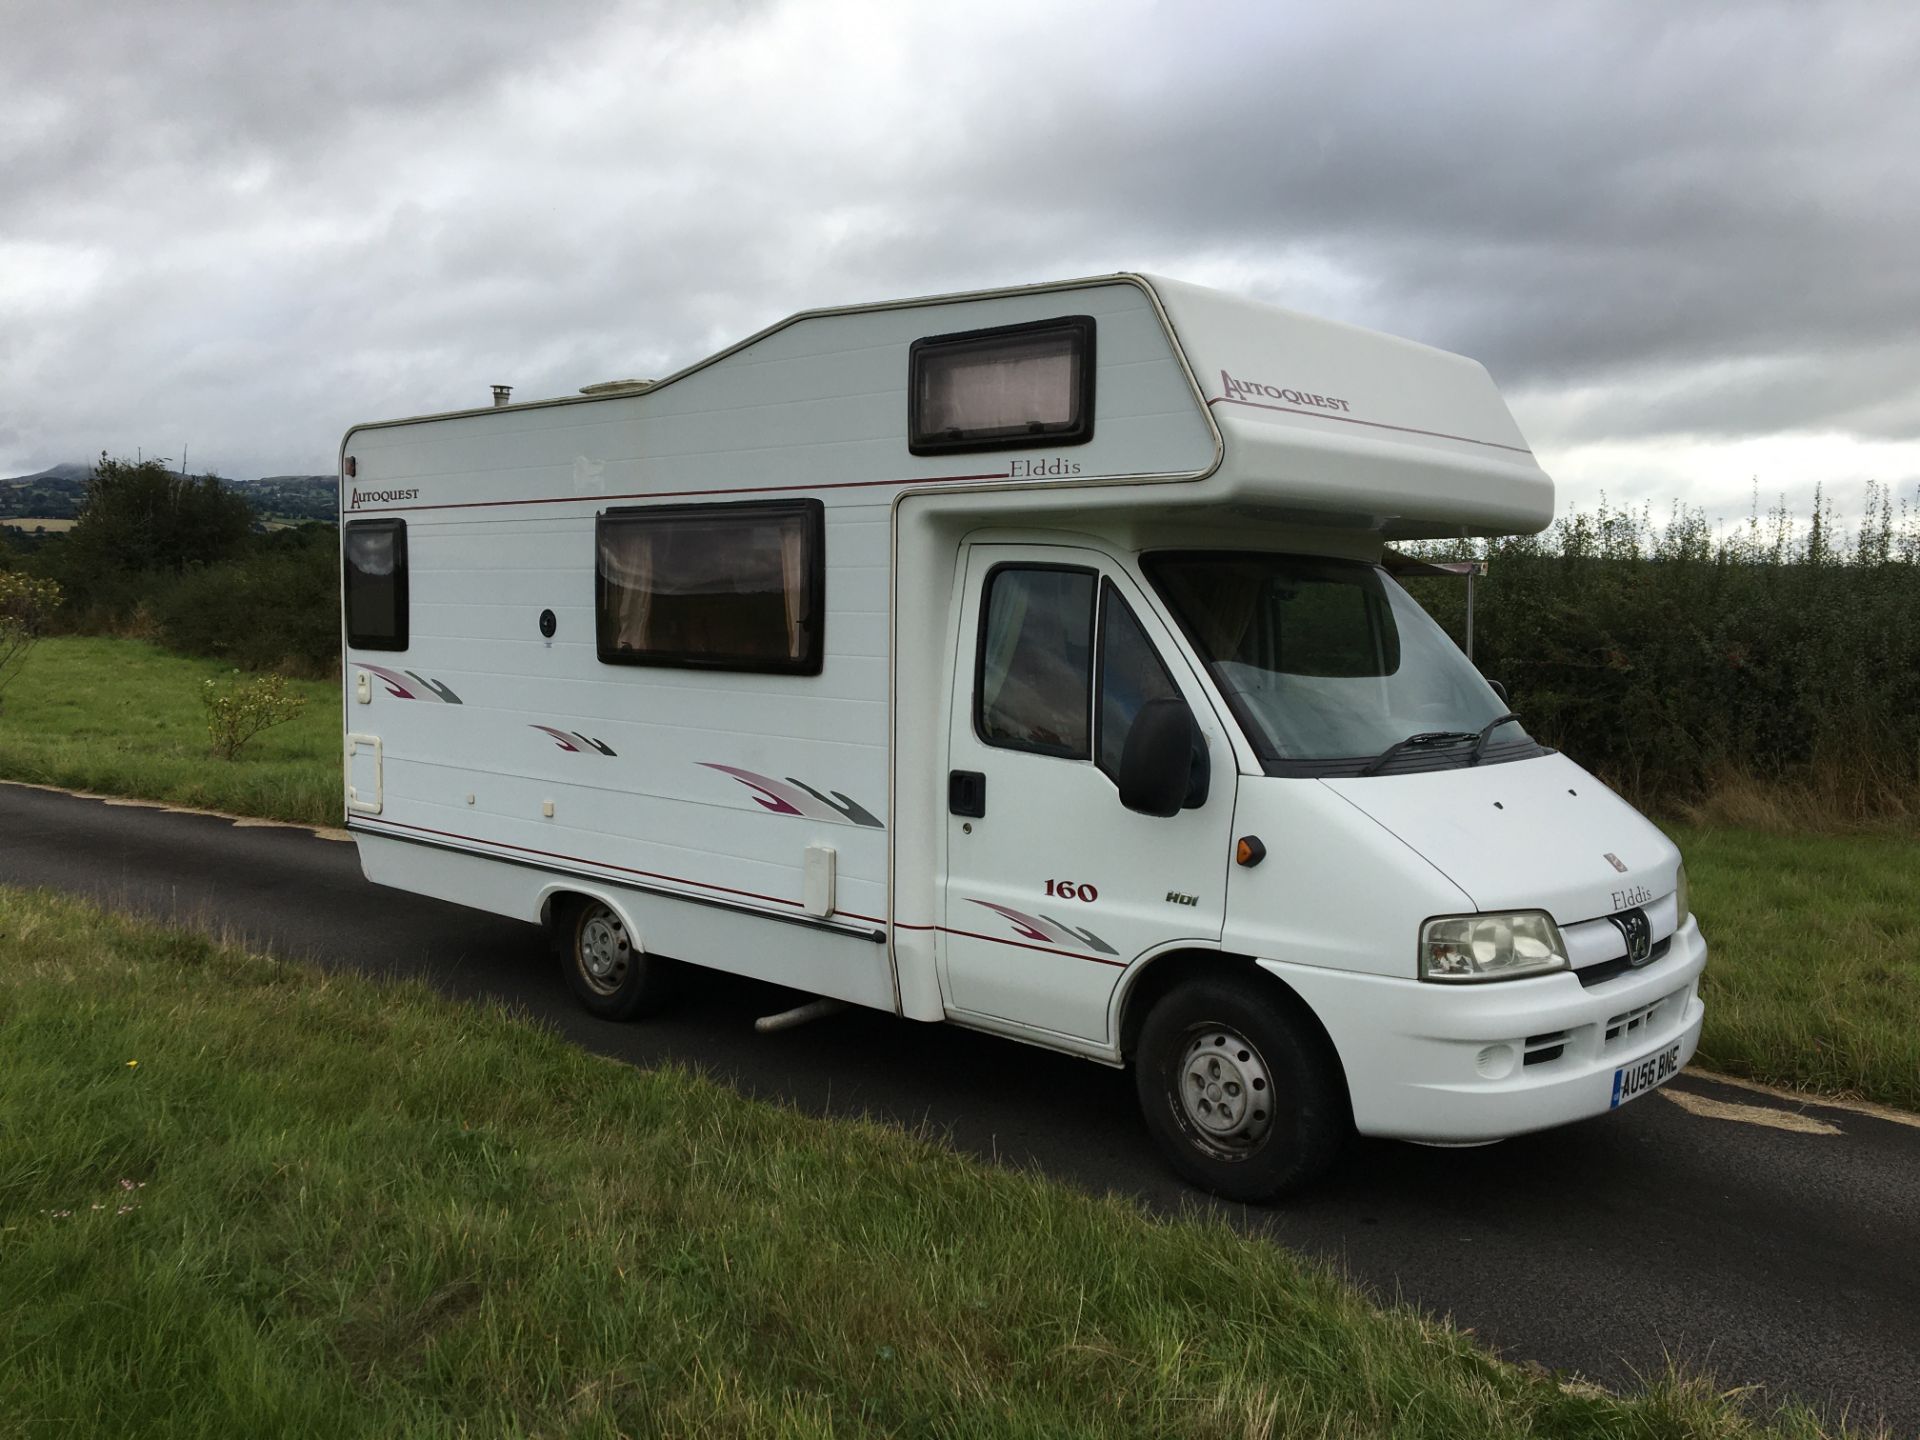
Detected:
[{"left": 338, "top": 275, "right": 1706, "bottom": 1198}]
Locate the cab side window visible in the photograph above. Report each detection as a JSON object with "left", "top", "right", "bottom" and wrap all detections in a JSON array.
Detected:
[
  {"left": 1096, "top": 582, "right": 1183, "bottom": 779},
  {"left": 976, "top": 566, "right": 1095, "bottom": 758}
]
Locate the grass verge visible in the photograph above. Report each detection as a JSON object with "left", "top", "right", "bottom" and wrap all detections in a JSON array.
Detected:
[
  {"left": 1, "top": 635, "right": 1914, "bottom": 1116},
  {"left": 1674, "top": 824, "right": 1920, "bottom": 1111},
  {"left": 0, "top": 888, "right": 1857, "bottom": 1438},
  {"left": 0, "top": 635, "right": 338, "bottom": 826}
]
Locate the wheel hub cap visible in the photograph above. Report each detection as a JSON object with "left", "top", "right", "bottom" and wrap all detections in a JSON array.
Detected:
[
  {"left": 578, "top": 911, "right": 630, "bottom": 995},
  {"left": 1179, "top": 1028, "right": 1274, "bottom": 1148}
]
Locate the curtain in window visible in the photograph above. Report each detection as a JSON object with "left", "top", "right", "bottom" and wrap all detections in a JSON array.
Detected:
[
  {"left": 601, "top": 528, "right": 655, "bottom": 650},
  {"left": 980, "top": 579, "right": 1030, "bottom": 715},
  {"left": 1188, "top": 566, "right": 1263, "bottom": 661},
  {"left": 778, "top": 520, "right": 806, "bottom": 660},
  {"left": 922, "top": 345, "right": 1075, "bottom": 435}
]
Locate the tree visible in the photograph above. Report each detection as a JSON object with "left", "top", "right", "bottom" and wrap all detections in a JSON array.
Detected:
[
  {"left": 0, "top": 571, "right": 62, "bottom": 712},
  {"left": 66, "top": 456, "right": 254, "bottom": 578}
]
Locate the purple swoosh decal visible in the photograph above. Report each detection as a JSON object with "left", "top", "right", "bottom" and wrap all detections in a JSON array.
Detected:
[
  {"left": 700, "top": 764, "right": 883, "bottom": 828},
  {"left": 359, "top": 665, "right": 463, "bottom": 704},
  {"left": 967, "top": 900, "right": 1117, "bottom": 956}
]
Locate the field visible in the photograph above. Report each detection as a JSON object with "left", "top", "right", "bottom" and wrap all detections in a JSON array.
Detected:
[
  {"left": 0, "top": 636, "right": 339, "bottom": 827},
  {"left": 1, "top": 635, "right": 1915, "bottom": 1113},
  {"left": 1674, "top": 825, "right": 1920, "bottom": 1110},
  {"left": 0, "top": 886, "right": 1852, "bottom": 1438},
  {"left": 0, "top": 516, "right": 78, "bottom": 532}
]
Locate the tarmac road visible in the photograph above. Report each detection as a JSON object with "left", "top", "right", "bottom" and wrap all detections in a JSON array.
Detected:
[{"left": 3, "top": 781, "right": 1915, "bottom": 1434}]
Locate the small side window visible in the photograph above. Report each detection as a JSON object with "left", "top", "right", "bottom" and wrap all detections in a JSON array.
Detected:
[
  {"left": 976, "top": 566, "right": 1095, "bottom": 758},
  {"left": 1095, "top": 582, "right": 1183, "bottom": 780},
  {"left": 909, "top": 315, "right": 1096, "bottom": 455},
  {"left": 597, "top": 499, "right": 824, "bottom": 674},
  {"left": 344, "top": 518, "right": 408, "bottom": 651}
]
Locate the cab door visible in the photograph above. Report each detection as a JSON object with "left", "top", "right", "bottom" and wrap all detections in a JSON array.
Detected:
[{"left": 940, "top": 543, "right": 1235, "bottom": 1044}]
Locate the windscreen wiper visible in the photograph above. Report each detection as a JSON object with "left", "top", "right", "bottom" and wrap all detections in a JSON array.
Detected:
[
  {"left": 1469, "top": 712, "right": 1522, "bottom": 766},
  {"left": 1358, "top": 730, "right": 1476, "bottom": 777}
]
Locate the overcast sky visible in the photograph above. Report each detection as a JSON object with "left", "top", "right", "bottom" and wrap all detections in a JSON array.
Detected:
[{"left": 3, "top": 0, "right": 1914, "bottom": 528}]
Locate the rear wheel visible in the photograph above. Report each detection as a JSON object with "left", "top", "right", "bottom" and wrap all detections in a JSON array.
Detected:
[
  {"left": 1134, "top": 973, "right": 1347, "bottom": 1201},
  {"left": 554, "top": 897, "right": 675, "bottom": 1020}
]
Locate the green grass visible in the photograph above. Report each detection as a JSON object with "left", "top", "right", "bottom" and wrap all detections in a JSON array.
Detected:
[
  {"left": 2, "top": 636, "right": 1915, "bottom": 1116},
  {"left": 0, "top": 635, "right": 339, "bottom": 826},
  {"left": 0, "top": 889, "right": 1856, "bottom": 1438},
  {"left": 1673, "top": 824, "right": 1920, "bottom": 1111}
]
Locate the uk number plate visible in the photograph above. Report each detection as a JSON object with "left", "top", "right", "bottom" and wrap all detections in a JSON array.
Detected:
[{"left": 1610, "top": 1042, "right": 1681, "bottom": 1108}]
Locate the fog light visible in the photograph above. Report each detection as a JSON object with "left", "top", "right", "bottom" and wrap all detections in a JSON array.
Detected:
[{"left": 1475, "top": 1043, "right": 1517, "bottom": 1079}]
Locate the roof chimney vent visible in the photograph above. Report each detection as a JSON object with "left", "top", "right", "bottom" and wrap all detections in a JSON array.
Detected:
[{"left": 491, "top": 384, "right": 512, "bottom": 408}]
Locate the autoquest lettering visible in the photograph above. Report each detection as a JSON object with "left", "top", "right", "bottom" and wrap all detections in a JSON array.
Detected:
[
  {"left": 349, "top": 487, "right": 420, "bottom": 510},
  {"left": 1220, "top": 370, "right": 1351, "bottom": 414}
]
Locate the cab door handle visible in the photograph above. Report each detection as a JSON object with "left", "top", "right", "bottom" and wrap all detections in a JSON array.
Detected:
[{"left": 948, "top": 770, "right": 986, "bottom": 818}]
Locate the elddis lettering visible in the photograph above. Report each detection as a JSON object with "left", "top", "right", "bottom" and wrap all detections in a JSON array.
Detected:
[
  {"left": 1007, "top": 457, "right": 1082, "bottom": 479},
  {"left": 1220, "top": 369, "right": 1351, "bottom": 414},
  {"left": 349, "top": 486, "right": 421, "bottom": 508},
  {"left": 1610, "top": 884, "right": 1654, "bottom": 911}
]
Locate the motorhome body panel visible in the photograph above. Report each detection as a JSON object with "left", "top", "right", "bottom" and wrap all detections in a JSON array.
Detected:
[
  {"left": 339, "top": 280, "right": 1215, "bottom": 1013},
  {"left": 1148, "top": 275, "right": 1552, "bottom": 539}
]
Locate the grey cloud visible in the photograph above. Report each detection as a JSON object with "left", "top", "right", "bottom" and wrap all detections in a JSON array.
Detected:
[{"left": 1, "top": 0, "right": 1915, "bottom": 487}]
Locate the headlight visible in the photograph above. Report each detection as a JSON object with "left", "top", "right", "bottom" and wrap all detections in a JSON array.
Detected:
[
  {"left": 1420, "top": 911, "right": 1569, "bottom": 982},
  {"left": 1674, "top": 862, "right": 1690, "bottom": 925}
]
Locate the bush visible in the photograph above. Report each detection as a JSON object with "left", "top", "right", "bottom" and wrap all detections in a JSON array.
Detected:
[
  {"left": 201, "top": 673, "right": 308, "bottom": 760},
  {"left": 0, "top": 571, "right": 62, "bottom": 712},
  {"left": 1404, "top": 483, "right": 1920, "bottom": 819},
  {"left": 153, "top": 526, "right": 340, "bottom": 675}
]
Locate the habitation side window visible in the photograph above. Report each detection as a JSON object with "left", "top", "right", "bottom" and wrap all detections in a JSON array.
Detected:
[
  {"left": 343, "top": 518, "right": 408, "bottom": 651},
  {"left": 975, "top": 565, "right": 1096, "bottom": 758},
  {"left": 909, "top": 316, "right": 1096, "bottom": 455},
  {"left": 596, "top": 499, "right": 825, "bottom": 674}
]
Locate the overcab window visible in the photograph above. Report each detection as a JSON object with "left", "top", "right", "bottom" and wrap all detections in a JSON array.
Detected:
[
  {"left": 343, "top": 518, "right": 408, "bottom": 651},
  {"left": 909, "top": 315, "right": 1095, "bottom": 455},
  {"left": 596, "top": 499, "right": 825, "bottom": 674}
]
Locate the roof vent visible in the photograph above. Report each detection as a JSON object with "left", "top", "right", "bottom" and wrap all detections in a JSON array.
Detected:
[
  {"left": 578, "top": 378, "right": 656, "bottom": 396},
  {"left": 491, "top": 384, "right": 512, "bottom": 407}
]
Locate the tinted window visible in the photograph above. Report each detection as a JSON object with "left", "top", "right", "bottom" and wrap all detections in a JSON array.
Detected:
[
  {"left": 344, "top": 519, "right": 407, "bottom": 651},
  {"left": 1096, "top": 582, "right": 1182, "bottom": 778},
  {"left": 597, "top": 500, "right": 824, "bottom": 674},
  {"left": 1147, "top": 551, "right": 1527, "bottom": 771},
  {"left": 909, "top": 316, "right": 1096, "bottom": 455},
  {"left": 976, "top": 566, "right": 1095, "bottom": 757}
]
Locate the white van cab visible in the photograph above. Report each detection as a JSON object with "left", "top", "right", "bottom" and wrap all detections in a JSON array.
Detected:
[{"left": 338, "top": 274, "right": 1706, "bottom": 1198}]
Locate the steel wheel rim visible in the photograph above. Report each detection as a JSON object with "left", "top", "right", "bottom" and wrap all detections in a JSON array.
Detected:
[
  {"left": 576, "top": 906, "right": 632, "bottom": 996},
  {"left": 1177, "top": 1026, "right": 1275, "bottom": 1152}
]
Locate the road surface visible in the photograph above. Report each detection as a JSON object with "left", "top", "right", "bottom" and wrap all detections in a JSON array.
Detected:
[{"left": 2, "top": 782, "right": 1914, "bottom": 1433}]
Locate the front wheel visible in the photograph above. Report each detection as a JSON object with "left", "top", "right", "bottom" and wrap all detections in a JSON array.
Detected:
[
  {"left": 1134, "top": 974, "right": 1348, "bottom": 1201},
  {"left": 555, "top": 897, "right": 675, "bottom": 1020}
]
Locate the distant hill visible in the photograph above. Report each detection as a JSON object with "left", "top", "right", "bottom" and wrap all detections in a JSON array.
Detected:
[
  {"left": 229, "top": 475, "right": 338, "bottom": 523},
  {"left": 0, "top": 465, "right": 87, "bottom": 520},
  {"left": 1, "top": 465, "right": 339, "bottom": 525},
  {"left": 1, "top": 462, "right": 92, "bottom": 486}
]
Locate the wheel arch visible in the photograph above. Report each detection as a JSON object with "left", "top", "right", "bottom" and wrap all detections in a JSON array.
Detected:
[
  {"left": 537, "top": 883, "right": 638, "bottom": 939},
  {"left": 1115, "top": 948, "right": 1352, "bottom": 1108}
]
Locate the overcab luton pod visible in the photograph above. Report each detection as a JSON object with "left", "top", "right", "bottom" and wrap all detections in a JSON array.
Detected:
[{"left": 339, "top": 274, "right": 1705, "bottom": 1198}]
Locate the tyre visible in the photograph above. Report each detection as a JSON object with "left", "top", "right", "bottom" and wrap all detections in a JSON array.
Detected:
[
  {"left": 554, "top": 896, "right": 675, "bottom": 1020},
  {"left": 1133, "top": 973, "right": 1348, "bottom": 1201}
]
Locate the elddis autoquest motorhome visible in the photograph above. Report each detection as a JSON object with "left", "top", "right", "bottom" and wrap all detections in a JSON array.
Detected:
[{"left": 338, "top": 275, "right": 1705, "bottom": 1199}]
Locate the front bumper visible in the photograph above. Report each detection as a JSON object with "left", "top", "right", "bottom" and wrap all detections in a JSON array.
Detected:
[{"left": 1260, "top": 917, "right": 1708, "bottom": 1143}]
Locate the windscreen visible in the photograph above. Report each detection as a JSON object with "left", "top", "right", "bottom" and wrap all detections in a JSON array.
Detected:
[{"left": 1146, "top": 552, "right": 1527, "bottom": 772}]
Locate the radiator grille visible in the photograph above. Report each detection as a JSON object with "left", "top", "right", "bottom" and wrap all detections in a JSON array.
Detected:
[{"left": 1604, "top": 988, "right": 1685, "bottom": 1050}]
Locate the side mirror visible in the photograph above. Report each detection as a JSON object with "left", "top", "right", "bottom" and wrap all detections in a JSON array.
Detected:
[
  {"left": 1487, "top": 678, "right": 1509, "bottom": 707},
  {"left": 1118, "top": 699, "right": 1209, "bottom": 817}
]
